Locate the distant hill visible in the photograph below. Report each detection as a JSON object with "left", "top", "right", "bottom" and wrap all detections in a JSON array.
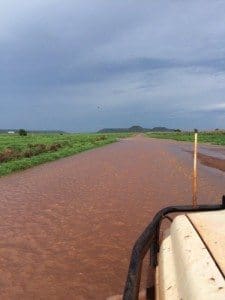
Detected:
[{"left": 98, "top": 125, "right": 176, "bottom": 133}]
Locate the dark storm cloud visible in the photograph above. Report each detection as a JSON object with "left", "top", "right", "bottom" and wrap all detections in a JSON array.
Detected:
[
  {"left": 0, "top": 56, "right": 183, "bottom": 86},
  {"left": 1, "top": 0, "right": 225, "bottom": 131},
  {"left": 1, "top": 54, "right": 225, "bottom": 87}
]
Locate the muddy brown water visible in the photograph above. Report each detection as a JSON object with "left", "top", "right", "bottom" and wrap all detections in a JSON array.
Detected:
[{"left": 0, "top": 136, "right": 225, "bottom": 299}]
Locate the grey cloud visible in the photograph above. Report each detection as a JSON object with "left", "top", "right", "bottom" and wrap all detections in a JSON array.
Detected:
[{"left": 1, "top": 0, "right": 225, "bottom": 131}]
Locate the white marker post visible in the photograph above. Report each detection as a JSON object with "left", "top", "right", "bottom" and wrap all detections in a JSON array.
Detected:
[{"left": 193, "top": 129, "right": 198, "bottom": 207}]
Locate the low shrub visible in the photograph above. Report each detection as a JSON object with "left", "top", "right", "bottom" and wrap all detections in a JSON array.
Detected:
[
  {"left": 0, "top": 142, "right": 64, "bottom": 163},
  {"left": 0, "top": 148, "right": 18, "bottom": 163},
  {"left": 95, "top": 135, "right": 107, "bottom": 141},
  {"left": 48, "top": 143, "right": 62, "bottom": 151}
]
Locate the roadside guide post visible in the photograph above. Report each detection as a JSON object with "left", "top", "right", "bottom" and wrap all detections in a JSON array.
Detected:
[{"left": 193, "top": 129, "right": 198, "bottom": 207}]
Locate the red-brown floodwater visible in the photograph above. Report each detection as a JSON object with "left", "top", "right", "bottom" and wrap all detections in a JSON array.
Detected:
[{"left": 0, "top": 136, "right": 224, "bottom": 299}]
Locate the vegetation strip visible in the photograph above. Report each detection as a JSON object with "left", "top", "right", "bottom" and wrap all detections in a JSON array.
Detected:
[
  {"left": 146, "top": 131, "right": 225, "bottom": 145},
  {"left": 0, "top": 133, "right": 130, "bottom": 176}
]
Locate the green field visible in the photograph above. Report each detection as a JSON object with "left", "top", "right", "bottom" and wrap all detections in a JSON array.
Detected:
[
  {"left": 0, "top": 133, "right": 130, "bottom": 176},
  {"left": 146, "top": 131, "right": 225, "bottom": 145}
]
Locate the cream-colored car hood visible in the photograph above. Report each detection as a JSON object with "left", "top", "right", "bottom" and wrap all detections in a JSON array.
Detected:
[{"left": 156, "top": 210, "right": 225, "bottom": 300}]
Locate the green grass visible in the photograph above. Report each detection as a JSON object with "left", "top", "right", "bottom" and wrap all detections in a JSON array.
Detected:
[
  {"left": 146, "top": 131, "right": 225, "bottom": 145},
  {"left": 0, "top": 133, "right": 130, "bottom": 176}
]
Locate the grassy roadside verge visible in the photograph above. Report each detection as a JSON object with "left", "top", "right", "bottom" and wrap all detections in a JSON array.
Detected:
[
  {"left": 0, "top": 133, "right": 130, "bottom": 176},
  {"left": 145, "top": 131, "right": 225, "bottom": 145}
]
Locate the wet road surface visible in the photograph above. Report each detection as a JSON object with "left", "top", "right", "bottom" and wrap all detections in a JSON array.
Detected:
[{"left": 0, "top": 136, "right": 225, "bottom": 299}]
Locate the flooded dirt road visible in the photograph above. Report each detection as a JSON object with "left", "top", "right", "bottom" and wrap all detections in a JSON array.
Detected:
[{"left": 0, "top": 136, "right": 225, "bottom": 299}]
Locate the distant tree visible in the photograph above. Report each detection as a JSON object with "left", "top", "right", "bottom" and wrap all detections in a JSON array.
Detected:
[
  {"left": 174, "top": 129, "right": 181, "bottom": 132},
  {"left": 18, "top": 129, "right": 27, "bottom": 136}
]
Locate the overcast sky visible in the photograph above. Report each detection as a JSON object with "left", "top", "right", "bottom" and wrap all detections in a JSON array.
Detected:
[{"left": 1, "top": 0, "right": 225, "bottom": 132}]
